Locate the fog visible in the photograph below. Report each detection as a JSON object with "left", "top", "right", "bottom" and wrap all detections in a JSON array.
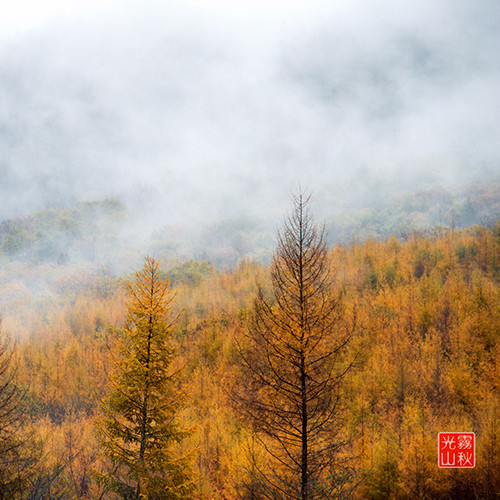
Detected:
[{"left": 0, "top": 0, "right": 499, "bottom": 228}]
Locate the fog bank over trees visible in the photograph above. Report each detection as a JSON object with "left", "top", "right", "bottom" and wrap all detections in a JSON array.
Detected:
[{"left": 0, "top": 0, "right": 498, "bottom": 224}]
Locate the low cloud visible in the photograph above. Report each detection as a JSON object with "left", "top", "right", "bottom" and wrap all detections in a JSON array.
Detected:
[{"left": 0, "top": 0, "right": 498, "bottom": 225}]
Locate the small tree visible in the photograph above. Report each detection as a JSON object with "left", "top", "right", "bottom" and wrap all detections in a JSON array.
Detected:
[
  {"left": 97, "top": 257, "right": 193, "bottom": 499},
  {"left": 235, "top": 192, "right": 354, "bottom": 499}
]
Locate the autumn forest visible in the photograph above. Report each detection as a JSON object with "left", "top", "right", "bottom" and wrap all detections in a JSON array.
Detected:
[
  {"left": 0, "top": 188, "right": 498, "bottom": 500},
  {"left": 3, "top": 0, "right": 500, "bottom": 496}
]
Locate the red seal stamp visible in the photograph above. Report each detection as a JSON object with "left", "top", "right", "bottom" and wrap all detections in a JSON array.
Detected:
[{"left": 438, "top": 432, "right": 475, "bottom": 468}]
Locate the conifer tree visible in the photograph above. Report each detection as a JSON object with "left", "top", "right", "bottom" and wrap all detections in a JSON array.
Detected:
[
  {"left": 0, "top": 322, "right": 35, "bottom": 497},
  {"left": 235, "top": 193, "right": 354, "bottom": 499},
  {"left": 97, "top": 257, "right": 193, "bottom": 499}
]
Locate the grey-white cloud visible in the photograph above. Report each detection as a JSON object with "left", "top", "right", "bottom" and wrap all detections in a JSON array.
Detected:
[{"left": 0, "top": 0, "right": 498, "bottom": 224}]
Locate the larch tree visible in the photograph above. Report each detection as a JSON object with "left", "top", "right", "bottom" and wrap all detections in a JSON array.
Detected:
[
  {"left": 235, "top": 193, "right": 354, "bottom": 499},
  {"left": 97, "top": 256, "right": 193, "bottom": 499},
  {"left": 0, "top": 322, "right": 35, "bottom": 497}
]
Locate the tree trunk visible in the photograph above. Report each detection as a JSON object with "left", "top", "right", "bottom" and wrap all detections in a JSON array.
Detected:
[{"left": 136, "top": 316, "right": 153, "bottom": 500}]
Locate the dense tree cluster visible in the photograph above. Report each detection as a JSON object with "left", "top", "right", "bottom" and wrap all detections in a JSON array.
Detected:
[{"left": 0, "top": 202, "right": 498, "bottom": 498}]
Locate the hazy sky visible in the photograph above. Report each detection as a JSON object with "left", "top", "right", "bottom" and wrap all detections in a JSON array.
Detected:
[{"left": 1, "top": 0, "right": 499, "bottom": 222}]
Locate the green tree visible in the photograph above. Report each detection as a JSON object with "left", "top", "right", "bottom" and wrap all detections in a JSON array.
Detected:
[
  {"left": 97, "top": 257, "right": 193, "bottom": 499},
  {"left": 235, "top": 193, "right": 354, "bottom": 499}
]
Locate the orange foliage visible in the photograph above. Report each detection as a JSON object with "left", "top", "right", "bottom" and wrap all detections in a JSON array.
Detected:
[{"left": 1, "top": 223, "right": 497, "bottom": 498}]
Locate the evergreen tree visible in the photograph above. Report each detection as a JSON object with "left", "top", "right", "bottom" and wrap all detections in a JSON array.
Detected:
[{"left": 97, "top": 257, "right": 193, "bottom": 499}]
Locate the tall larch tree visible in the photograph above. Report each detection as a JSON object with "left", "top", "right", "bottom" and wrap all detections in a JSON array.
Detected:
[
  {"left": 97, "top": 256, "right": 193, "bottom": 499},
  {"left": 235, "top": 192, "right": 354, "bottom": 499}
]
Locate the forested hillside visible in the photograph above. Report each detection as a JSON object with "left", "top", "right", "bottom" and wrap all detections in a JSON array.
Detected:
[
  {"left": 2, "top": 0, "right": 499, "bottom": 496},
  {"left": 0, "top": 215, "right": 498, "bottom": 498},
  {"left": 1, "top": 181, "right": 498, "bottom": 271}
]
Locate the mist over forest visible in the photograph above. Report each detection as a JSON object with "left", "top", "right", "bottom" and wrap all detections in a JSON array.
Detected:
[
  {"left": 0, "top": 0, "right": 498, "bottom": 321},
  {"left": 0, "top": 3, "right": 499, "bottom": 498},
  {"left": 0, "top": 0, "right": 498, "bottom": 313}
]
